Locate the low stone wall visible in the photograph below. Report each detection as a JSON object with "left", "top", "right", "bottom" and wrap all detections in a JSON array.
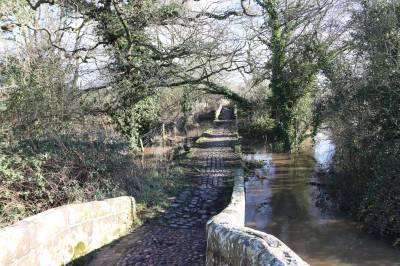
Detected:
[
  {"left": 0, "top": 196, "right": 136, "bottom": 265},
  {"left": 206, "top": 168, "right": 309, "bottom": 266}
]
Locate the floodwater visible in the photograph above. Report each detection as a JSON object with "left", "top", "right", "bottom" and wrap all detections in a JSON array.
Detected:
[
  {"left": 244, "top": 132, "right": 400, "bottom": 266},
  {"left": 135, "top": 120, "right": 213, "bottom": 167}
]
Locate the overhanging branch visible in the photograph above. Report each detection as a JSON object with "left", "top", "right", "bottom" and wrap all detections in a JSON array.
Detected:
[{"left": 25, "top": 0, "right": 55, "bottom": 10}]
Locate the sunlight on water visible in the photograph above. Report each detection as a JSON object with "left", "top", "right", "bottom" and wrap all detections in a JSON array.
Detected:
[{"left": 314, "top": 131, "right": 335, "bottom": 168}]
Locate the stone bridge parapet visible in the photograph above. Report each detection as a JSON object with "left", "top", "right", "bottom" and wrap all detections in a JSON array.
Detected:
[
  {"left": 0, "top": 196, "right": 136, "bottom": 265},
  {"left": 206, "top": 168, "right": 309, "bottom": 266}
]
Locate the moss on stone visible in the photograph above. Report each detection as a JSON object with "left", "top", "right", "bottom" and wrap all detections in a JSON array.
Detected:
[{"left": 72, "top": 241, "right": 87, "bottom": 260}]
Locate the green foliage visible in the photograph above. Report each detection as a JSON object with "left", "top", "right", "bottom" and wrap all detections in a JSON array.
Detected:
[
  {"left": 0, "top": 52, "right": 81, "bottom": 140},
  {"left": 289, "top": 89, "right": 315, "bottom": 148},
  {"left": 261, "top": 1, "right": 328, "bottom": 150},
  {"left": 110, "top": 95, "right": 159, "bottom": 148},
  {"left": 249, "top": 115, "right": 276, "bottom": 137},
  {"left": 157, "top": 2, "right": 182, "bottom": 20},
  {"left": 323, "top": 1, "right": 400, "bottom": 237},
  {"left": 0, "top": 136, "right": 183, "bottom": 227},
  {"left": 0, "top": 0, "right": 199, "bottom": 227},
  {"left": 0, "top": 137, "right": 117, "bottom": 226},
  {"left": 87, "top": 0, "right": 185, "bottom": 143},
  {"left": 233, "top": 144, "right": 241, "bottom": 155},
  {"left": 181, "top": 87, "right": 194, "bottom": 124}
]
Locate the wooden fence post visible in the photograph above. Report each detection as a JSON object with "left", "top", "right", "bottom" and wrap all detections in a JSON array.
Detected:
[
  {"left": 139, "top": 138, "right": 144, "bottom": 153},
  {"left": 162, "top": 123, "right": 166, "bottom": 147}
]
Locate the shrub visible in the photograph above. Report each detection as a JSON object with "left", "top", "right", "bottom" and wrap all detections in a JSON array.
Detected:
[
  {"left": 249, "top": 115, "right": 276, "bottom": 137},
  {"left": 323, "top": 2, "right": 400, "bottom": 238},
  {"left": 0, "top": 136, "right": 183, "bottom": 227}
]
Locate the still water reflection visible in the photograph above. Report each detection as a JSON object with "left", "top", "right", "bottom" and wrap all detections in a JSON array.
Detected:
[{"left": 244, "top": 134, "right": 400, "bottom": 266}]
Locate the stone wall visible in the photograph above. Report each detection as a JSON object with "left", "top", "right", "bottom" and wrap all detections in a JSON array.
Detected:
[
  {"left": 0, "top": 196, "right": 136, "bottom": 265},
  {"left": 206, "top": 168, "right": 309, "bottom": 266}
]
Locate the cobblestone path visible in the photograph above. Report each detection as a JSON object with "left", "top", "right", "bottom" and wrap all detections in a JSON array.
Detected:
[{"left": 87, "top": 107, "right": 239, "bottom": 266}]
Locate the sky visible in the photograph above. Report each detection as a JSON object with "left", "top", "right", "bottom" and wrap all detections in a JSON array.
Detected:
[
  {"left": 1, "top": 0, "right": 259, "bottom": 91},
  {"left": 183, "top": 0, "right": 262, "bottom": 89},
  {"left": 1, "top": 0, "right": 353, "bottom": 93}
]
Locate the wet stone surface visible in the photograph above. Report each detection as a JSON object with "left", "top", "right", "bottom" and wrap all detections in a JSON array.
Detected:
[{"left": 87, "top": 108, "right": 237, "bottom": 266}]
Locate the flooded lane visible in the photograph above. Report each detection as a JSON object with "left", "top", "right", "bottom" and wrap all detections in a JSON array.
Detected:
[{"left": 244, "top": 134, "right": 400, "bottom": 266}]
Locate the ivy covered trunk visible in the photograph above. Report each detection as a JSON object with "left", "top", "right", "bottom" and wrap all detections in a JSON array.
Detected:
[
  {"left": 260, "top": 0, "right": 323, "bottom": 151},
  {"left": 264, "top": 0, "right": 292, "bottom": 150}
]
